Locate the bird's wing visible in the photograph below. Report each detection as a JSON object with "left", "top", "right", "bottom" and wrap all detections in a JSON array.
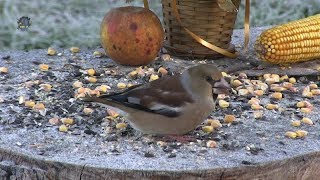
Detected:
[{"left": 99, "top": 75, "right": 194, "bottom": 117}]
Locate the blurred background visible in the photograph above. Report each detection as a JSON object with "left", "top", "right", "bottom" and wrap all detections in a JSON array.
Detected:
[{"left": 0, "top": 0, "right": 319, "bottom": 51}]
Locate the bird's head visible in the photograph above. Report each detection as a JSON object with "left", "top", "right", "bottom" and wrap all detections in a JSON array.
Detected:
[{"left": 186, "top": 64, "right": 231, "bottom": 96}]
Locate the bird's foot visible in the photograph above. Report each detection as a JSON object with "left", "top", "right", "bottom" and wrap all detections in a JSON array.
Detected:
[{"left": 156, "top": 135, "right": 197, "bottom": 143}]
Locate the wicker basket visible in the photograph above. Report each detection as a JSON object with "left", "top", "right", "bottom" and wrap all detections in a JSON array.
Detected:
[{"left": 162, "top": 0, "right": 240, "bottom": 58}]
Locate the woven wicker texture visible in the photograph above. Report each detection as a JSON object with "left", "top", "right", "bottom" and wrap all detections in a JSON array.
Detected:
[{"left": 162, "top": 0, "right": 240, "bottom": 58}]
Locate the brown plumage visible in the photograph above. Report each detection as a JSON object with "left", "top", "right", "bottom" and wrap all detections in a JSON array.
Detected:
[{"left": 82, "top": 64, "right": 230, "bottom": 135}]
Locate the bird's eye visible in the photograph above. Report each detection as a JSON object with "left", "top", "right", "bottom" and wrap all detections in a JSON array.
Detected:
[{"left": 205, "top": 76, "right": 212, "bottom": 81}]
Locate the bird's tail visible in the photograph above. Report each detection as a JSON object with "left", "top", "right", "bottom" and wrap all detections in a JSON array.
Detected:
[{"left": 81, "top": 96, "right": 129, "bottom": 113}]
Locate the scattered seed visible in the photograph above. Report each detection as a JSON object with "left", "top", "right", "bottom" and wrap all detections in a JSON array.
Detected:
[
  {"left": 209, "top": 119, "right": 222, "bottom": 129},
  {"left": 33, "top": 103, "right": 45, "bottom": 110},
  {"left": 289, "top": 77, "right": 296, "bottom": 84},
  {"left": 238, "top": 89, "right": 249, "bottom": 96},
  {"left": 265, "top": 104, "right": 278, "bottom": 110},
  {"left": 271, "top": 86, "right": 286, "bottom": 92},
  {"left": 39, "top": 84, "right": 52, "bottom": 92},
  {"left": 253, "top": 111, "right": 263, "bottom": 119},
  {"left": 248, "top": 98, "right": 260, "bottom": 105},
  {"left": 18, "top": 96, "right": 25, "bottom": 104},
  {"left": 59, "top": 125, "right": 68, "bottom": 132},
  {"left": 107, "top": 109, "right": 119, "bottom": 118},
  {"left": 96, "top": 85, "right": 109, "bottom": 93},
  {"left": 61, "top": 118, "right": 74, "bottom": 125},
  {"left": 202, "top": 126, "right": 214, "bottom": 133},
  {"left": 238, "top": 72, "right": 247, "bottom": 79},
  {"left": 24, "top": 100, "right": 35, "bottom": 108},
  {"left": 117, "top": 82, "right": 126, "bottom": 89},
  {"left": 161, "top": 54, "right": 171, "bottom": 61},
  {"left": 49, "top": 117, "right": 60, "bottom": 125},
  {"left": 300, "top": 108, "right": 312, "bottom": 113},
  {"left": 39, "top": 64, "right": 49, "bottom": 71},
  {"left": 116, "top": 123, "right": 127, "bottom": 129},
  {"left": 251, "top": 104, "right": 263, "bottom": 110},
  {"left": 291, "top": 120, "right": 301, "bottom": 127},
  {"left": 206, "top": 140, "right": 217, "bottom": 148},
  {"left": 282, "top": 82, "right": 293, "bottom": 89},
  {"left": 83, "top": 108, "right": 94, "bottom": 115},
  {"left": 301, "top": 117, "right": 313, "bottom": 125},
  {"left": 47, "top": 47, "right": 57, "bottom": 56},
  {"left": 70, "top": 47, "right": 80, "bottom": 53},
  {"left": 0, "top": 67, "right": 8, "bottom": 73},
  {"left": 218, "top": 100, "right": 229, "bottom": 108},
  {"left": 309, "top": 83, "right": 318, "bottom": 89},
  {"left": 263, "top": 74, "right": 271, "bottom": 80},
  {"left": 265, "top": 78, "right": 276, "bottom": 85},
  {"left": 87, "top": 68, "right": 95, "bottom": 76},
  {"left": 149, "top": 74, "right": 159, "bottom": 82},
  {"left": 280, "top": 75, "right": 289, "bottom": 81},
  {"left": 254, "top": 90, "right": 264, "bottom": 96},
  {"left": 285, "top": 131, "right": 297, "bottom": 139},
  {"left": 311, "top": 89, "right": 320, "bottom": 95},
  {"left": 295, "top": 130, "right": 308, "bottom": 138},
  {"left": 158, "top": 67, "right": 168, "bottom": 76},
  {"left": 129, "top": 70, "right": 138, "bottom": 77},
  {"left": 93, "top": 51, "right": 103, "bottom": 57},
  {"left": 73, "top": 81, "right": 83, "bottom": 88},
  {"left": 231, "top": 79, "right": 242, "bottom": 87},
  {"left": 271, "top": 92, "right": 283, "bottom": 100},
  {"left": 224, "top": 115, "right": 236, "bottom": 123},
  {"left": 85, "top": 77, "right": 97, "bottom": 83},
  {"left": 296, "top": 101, "right": 305, "bottom": 108}
]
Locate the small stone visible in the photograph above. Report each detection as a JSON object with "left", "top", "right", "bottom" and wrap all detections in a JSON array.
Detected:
[
  {"left": 238, "top": 89, "right": 249, "bottom": 96},
  {"left": 18, "top": 96, "right": 25, "bottom": 104},
  {"left": 93, "top": 51, "right": 103, "bottom": 57},
  {"left": 144, "top": 151, "right": 155, "bottom": 158}
]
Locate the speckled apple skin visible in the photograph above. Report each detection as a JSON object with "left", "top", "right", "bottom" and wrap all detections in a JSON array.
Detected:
[{"left": 100, "top": 6, "right": 164, "bottom": 66}]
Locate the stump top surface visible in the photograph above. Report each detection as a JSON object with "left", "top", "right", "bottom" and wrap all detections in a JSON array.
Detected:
[{"left": 0, "top": 27, "right": 319, "bottom": 176}]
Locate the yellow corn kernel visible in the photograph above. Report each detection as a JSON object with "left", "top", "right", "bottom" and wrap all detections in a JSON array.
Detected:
[
  {"left": 70, "top": 47, "right": 80, "bottom": 53},
  {"left": 209, "top": 119, "right": 222, "bottom": 129},
  {"left": 87, "top": 68, "right": 95, "bottom": 76},
  {"left": 285, "top": 131, "right": 297, "bottom": 139},
  {"left": 271, "top": 92, "right": 283, "bottom": 99},
  {"left": 202, "top": 126, "right": 214, "bottom": 133},
  {"left": 116, "top": 122, "right": 127, "bottom": 129},
  {"left": 73, "top": 81, "right": 83, "bottom": 88},
  {"left": 301, "top": 117, "right": 313, "bottom": 125},
  {"left": 0, "top": 67, "right": 8, "bottom": 73},
  {"left": 39, "top": 83, "right": 52, "bottom": 92},
  {"left": 47, "top": 47, "right": 57, "bottom": 56},
  {"left": 219, "top": 100, "right": 229, "bottom": 108},
  {"left": 117, "top": 82, "right": 126, "bottom": 89},
  {"left": 295, "top": 130, "right": 308, "bottom": 138},
  {"left": 61, "top": 118, "right": 74, "bottom": 125},
  {"left": 224, "top": 115, "right": 236, "bottom": 123},
  {"left": 309, "top": 83, "right": 318, "bottom": 89},
  {"left": 291, "top": 120, "right": 301, "bottom": 127},
  {"left": 59, "top": 125, "right": 68, "bottom": 132},
  {"left": 85, "top": 77, "right": 97, "bottom": 83},
  {"left": 39, "top": 64, "right": 49, "bottom": 71},
  {"left": 289, "top": 77, "right": 296, "bottom": 84},
  {"left": 231, "top": 79, "right": 242, "bottom": 87},
  {"left": 311, "top": 89, "right": 320, "bottom": 95},
  {"left": 149, "top": 74, "right": 159, "bottom": 82},
  {"left": 300, "top": 108, "right": 312, "bottom": 113},
  {"left": 265, "top": 103, "right": 278, "bottom": 110},
  {"left": 25, "top": 100, "right": 35, "bottom": 108}
]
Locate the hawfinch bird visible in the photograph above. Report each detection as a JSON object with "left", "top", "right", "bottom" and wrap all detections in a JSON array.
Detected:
[{"left": 82, "top": 64, "right": 230, "bottom": 135}]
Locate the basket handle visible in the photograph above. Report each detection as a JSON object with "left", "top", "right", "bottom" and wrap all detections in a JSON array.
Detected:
[{"left": 171, "top": 0, "right": 250, "bottom": 58}]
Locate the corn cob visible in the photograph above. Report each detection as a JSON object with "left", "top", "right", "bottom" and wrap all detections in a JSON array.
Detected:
[{"left": 255, "top": 14, "right": 320, "bottom": 64}]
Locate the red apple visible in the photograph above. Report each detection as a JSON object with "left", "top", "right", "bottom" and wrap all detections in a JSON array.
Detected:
[{"left": 100, "top": 6, "right": 164, "bottom": 65}]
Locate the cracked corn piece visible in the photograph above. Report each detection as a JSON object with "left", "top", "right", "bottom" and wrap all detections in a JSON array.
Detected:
[{"left": 255, "top": 14, "right": 320, "bottom": 64}]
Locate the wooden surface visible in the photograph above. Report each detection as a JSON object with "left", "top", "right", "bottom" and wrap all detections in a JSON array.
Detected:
[{"left": 1, "top": 148, "right": 320, "bottom": 179}]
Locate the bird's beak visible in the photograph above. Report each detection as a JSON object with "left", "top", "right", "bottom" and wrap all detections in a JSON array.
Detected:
[{"left": 212, "top": 77, "right": 230, "bottom": 95}]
